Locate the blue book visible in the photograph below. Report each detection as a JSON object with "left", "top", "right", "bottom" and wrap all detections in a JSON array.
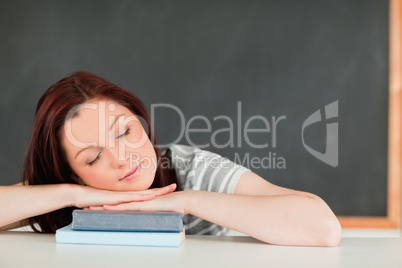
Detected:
[
  {"left": 72, "top": 210, "right": 184, "bottom": 232},
  {"left": 56, "top": 224, "right": 186, "bottom": 247}
]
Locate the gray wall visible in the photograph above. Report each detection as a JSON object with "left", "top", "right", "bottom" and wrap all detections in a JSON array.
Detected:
[{"left": 0, "top": 0, "right": 389, "bottom": 216}]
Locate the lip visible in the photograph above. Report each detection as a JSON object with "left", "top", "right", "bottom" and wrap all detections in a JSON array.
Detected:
[{"left": 120, "top": 162, "right": 142, "bottom": 181}]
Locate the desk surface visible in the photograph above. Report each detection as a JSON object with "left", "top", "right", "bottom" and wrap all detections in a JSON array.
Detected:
[{"left": 1, "top": 230, "right": 402, "bottom": 268}]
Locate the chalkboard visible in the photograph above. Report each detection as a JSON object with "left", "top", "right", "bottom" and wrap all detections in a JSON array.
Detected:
[{"left": 0, "top": 0, "right": 392, "bottom": 222}]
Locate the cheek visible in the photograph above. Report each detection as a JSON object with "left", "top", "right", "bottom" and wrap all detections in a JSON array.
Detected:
[{"left": 78, "top": 167, "right": 113, "bottom": 189}]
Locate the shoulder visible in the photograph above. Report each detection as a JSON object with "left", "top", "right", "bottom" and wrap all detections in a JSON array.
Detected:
[
  {"left": 166, "top": 144, "right": 250, "bottom": 193},
  {"left": 167, "top": 144, "right": 231, "bottom": 172},
  {"left": 168, "top": 144, "right": 228, "bottom": 163},
  {"left": 167, "top": 144, "right": 202, "bottom": 158}
]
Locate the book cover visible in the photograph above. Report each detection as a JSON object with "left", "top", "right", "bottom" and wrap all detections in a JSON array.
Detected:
[
  {"left": 56, "top": 224, "right": 186, "bottom": 247},
  {"left": 72, "top": 210, "right": 184, "bottom": 232}
]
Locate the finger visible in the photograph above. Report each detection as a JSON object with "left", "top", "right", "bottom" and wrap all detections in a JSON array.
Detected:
[
  {"left": 150, "top": 183, "right": 177, "bottom": 196},
  {"left": 135, "top": 183, "right": 176, "bottom": 195},
  {"left": 151, "top": 183, "right": 176, "bottom": 196},
  {"left": 103, "top": 202, "right": 144, "bottom": 211},
  {"left": 88, "top": 205, "right": 105, "bottom": 210},
  {"left": 149, "top": 183, "right": 176, "bottom": 192},
  {"left": 123, "top": 193, "right": 156, "bottom": 202},
  {"left": 104, "top": 193, "right": 155, "bottom": 206}
]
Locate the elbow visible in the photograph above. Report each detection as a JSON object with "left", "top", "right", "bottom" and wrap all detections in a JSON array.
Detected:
[
  {"left": 319, "top": 217, "right": 342, "bottom": 247},
  {"left": 308, "top": 195, "right": 342, "bottom": 247}
]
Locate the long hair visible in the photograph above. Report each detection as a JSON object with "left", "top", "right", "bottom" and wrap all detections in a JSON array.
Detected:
[{"left": 22, "top": 71, "right": 177, "bottom": 233}]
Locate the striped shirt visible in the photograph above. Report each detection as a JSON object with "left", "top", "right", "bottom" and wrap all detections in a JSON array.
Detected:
[{"left": 163, "top": 144, "right": 250, "bottom": 235}]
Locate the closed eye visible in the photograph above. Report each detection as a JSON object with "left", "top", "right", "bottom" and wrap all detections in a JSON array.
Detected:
[
  {"left": 88, "top": 152, "right": 102, "bottom": 166},
  {"left": 117, "top": 128, "right": 130, "bottom": 138}
]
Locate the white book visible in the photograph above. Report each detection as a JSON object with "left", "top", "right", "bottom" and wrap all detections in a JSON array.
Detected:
[{"left": 56, "top": 224, "right": 186, "bottom": 247}]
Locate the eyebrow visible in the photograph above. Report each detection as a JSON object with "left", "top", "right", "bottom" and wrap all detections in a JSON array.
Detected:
[
  {"left": 73, "top": 114, "right": 125, "bottom": 160},
  {"left": 75, "top": 145, "right": 96, "bottom": 160},
  {"left": 109, "top": 114, "right": 124, "bottom": 131}
]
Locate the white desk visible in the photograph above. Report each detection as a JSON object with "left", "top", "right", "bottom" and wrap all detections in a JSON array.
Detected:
[{"left": 1, "top": 230, "right": 402, "bottom": 268}]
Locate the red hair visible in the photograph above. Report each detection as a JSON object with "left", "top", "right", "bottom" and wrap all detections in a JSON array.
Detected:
[{"left": 22, "top": 71, "right": 177, "bottom": 233}]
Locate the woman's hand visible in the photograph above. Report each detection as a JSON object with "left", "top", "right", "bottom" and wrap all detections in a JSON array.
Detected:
[
  {"left": 86, "top": 190, "right": 189, "bottom": 215},
  {"left": 131, "top": 184, "right": 178, "bottom": 197},
  {"left": 70, "top": 183, "right": 177, "bottom": 209}
]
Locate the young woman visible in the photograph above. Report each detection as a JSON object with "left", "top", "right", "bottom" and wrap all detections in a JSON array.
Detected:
[{"left": 0, "top": 72, "right": 341, "bottom": 246}]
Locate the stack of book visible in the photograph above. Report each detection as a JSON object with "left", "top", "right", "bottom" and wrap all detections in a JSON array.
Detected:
[{"left": 56, "top": 210, "right": 185, "bottom": 247}]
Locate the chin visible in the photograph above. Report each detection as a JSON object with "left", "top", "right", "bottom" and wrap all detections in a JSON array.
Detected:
[{"left": 117, "top": 178, "right": 154, "bottom": 192}]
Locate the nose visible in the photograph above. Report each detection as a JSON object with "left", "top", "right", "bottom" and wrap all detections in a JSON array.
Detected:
[{"left": 104, "top": 146, "right": 129, "bottom": 169}]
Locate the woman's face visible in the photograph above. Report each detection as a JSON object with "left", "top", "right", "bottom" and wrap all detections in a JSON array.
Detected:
[{"left": 61, "top": 98, "right": 157, "bottom": 191}]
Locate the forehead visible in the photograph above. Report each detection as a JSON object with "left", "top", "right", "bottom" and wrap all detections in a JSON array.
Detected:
[
  {"left": 73, "top": 98, "right": 131, "bottom": 119},
  {"left": 62, "top": 98, "right": 134, "bottom": 146},
  {"left": 68, "top": 98, "right": 138, "bottom": 129}
]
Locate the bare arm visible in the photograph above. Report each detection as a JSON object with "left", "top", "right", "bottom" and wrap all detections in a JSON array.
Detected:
[
  {"left": 0, "top": 183, "right": 176, "bottom": 231},
  {"left": 0, "top": 184, "right": 74, "bottom": 230},
  {"left": 99, "top": 171, "right": 341, "bottom": 247},
  {"left": 187, "top": 172, "right": 341, "bottom": 246},
  {"left": 184, "top": 191, "right": 340, "bottom": 246}
]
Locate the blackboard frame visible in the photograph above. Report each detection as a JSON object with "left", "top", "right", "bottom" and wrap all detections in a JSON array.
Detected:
[
  {"left": 338, "top": 0, "right": 402, "bottom": 228},
  {"left": 0, "top": 0, "right": 398, "bottom": 228}
]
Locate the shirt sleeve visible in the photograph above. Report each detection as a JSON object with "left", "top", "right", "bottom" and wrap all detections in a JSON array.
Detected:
[
  {"left": 171, "top": 145, "right": 250, "bottom": 194},
  {"left": 169, "top": 145, "right": 251, "bottom": 235}
]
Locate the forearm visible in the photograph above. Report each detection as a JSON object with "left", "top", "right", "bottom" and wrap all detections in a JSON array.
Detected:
[
  {"left": 0, "top": 183, "right": 176, "bottom": 230},
  {"left": 0, "top": 184, "right": 74, "bottom": 229},
  {"left": 185, "top": 191, "right": 341, "bottom": 247}
]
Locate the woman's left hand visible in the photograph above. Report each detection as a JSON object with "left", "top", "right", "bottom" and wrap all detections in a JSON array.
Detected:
[{"left": 85, "top": 191, "right": 189, "bottom": 215}]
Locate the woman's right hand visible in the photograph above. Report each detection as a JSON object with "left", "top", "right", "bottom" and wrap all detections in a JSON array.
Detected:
[{"left": 70, "top": 183, "right": 177, "bottom": 209}]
